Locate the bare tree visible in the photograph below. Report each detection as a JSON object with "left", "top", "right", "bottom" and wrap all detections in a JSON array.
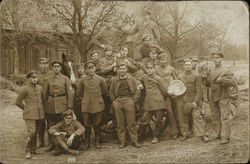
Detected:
[
  {"left": 1, "top": 0, "right": 35, "bottom": 74},
  {"left": 40, "top": 0, "right": 119, "bottom": 62}
]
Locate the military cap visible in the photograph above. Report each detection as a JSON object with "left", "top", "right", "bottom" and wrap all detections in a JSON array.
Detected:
[
  {"left": 141, "top": 33, "right": 153, "bottom": 41},
  {"left": 85, "top": 60, "right": 96, "bottom": 69},
  {"left": 183, "top": 58, "right": 192, "bottom": 63},
  {"left": 145, "top": 61, "right": 155, "bottom": 68},
  {"left": 158, "top": 53, "right": 169, "bottom": 60},
  {"left": 26, "top": 70, "right": 38, "bottom": 79},
  {"left": 117, "top": 61, "right": 127, "bottom": 68},
  {"left": 190, "top": 56, "right": 199, "bottom": 61},
  {"left": 75, "top": 63, "right": 85, "bottom": 69},
  {"left": 90, "top": 50, "right": 99, "bottom": 56},
  {"left": 51, "top": 59, "right": 62, "bottom": 66},
  {"left": 39, "top": 57, "right": 49, "bottom": 63},
  {"left": 212, "top": 52, "right": 224, "bottom": 58},
  {"left": 63, "top": 110, "right": 73, "bottom": 119},
  {"left": 104, "top": 45, "right": 113, "bottom": 52}
]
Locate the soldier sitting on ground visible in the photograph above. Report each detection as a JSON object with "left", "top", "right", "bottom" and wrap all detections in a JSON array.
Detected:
[{"left": 48, "top": 111, "right": 85, "bottom": 156}]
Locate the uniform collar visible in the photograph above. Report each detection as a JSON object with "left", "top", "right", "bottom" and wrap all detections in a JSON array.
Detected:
[
  {"left": 87, "top": 74, "right": 96, "bottom": 79},
  {"left": 117, "top": 74, "right": 129, "bottom": 80}
]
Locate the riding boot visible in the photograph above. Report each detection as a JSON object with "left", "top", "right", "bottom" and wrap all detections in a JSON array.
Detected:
[
  {"left": 93, "top": 125, "right": 102, "bottom": 149},
  {"left": 83, "top": 127, "right": 91, "bottom": 150}
]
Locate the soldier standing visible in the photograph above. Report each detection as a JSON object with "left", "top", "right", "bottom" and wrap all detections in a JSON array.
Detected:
[
  {"left": 175, "top": 60, "right": 202, "bottom": 141},
  {"left": 190, "top": 56, "right": 200, "bottom": 76},
  {"left": 155, "top": 53, "right": 179, "bottom": 140},
  {"left": 79, "top": 61, "right": 108, "bottom": 150},
  {"left": 15, "top": 71, "right": 44, "bottom": 159},
  {"left": 138, "top": 62, "right": 168, "bottom": 144},
  {"left": 109, "top": 62, "right": 141, "bottom": 148},
  {"left": 203, "top": 53, "right": 238, "bottom": 144},
  {"left": 72, "top": 63, "right": 86, "bottom": 123},
  {"left": 43, "top": 60, "right": 73, "bottom": 151},
  {"left": 37, "top": 57, "right": 53, "bottom": 148},
  {"left": 90, "top": 50, "right": 101, "bottom": 75}
]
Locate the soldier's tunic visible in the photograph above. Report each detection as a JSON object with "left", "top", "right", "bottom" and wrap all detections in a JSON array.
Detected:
[
  {"left": 43, "top": 73, "right": 72, "bottom": 128},
  {"left": 139, "top": 74, "right": 168, "bottom": 138},
  {"left": 37, "top": 70, "right": 53, "bottom": 146},
  {"left": 155, "top": 65, "right": 179, "bottom": 138},
  {"left": 49, "top": 120, "right": 85, "bottom": 150},
  {"left": 176, "top": 71, "right": 202, "bottom": 138},
  {"left": 15, "top": 82, "right": 45, "bottom": 153},
  {"left": 79, "top": 74, "right": 108, "bottom": 144},
  {"left": 205, "top": 65, "right": 236, "bottom": 140}
]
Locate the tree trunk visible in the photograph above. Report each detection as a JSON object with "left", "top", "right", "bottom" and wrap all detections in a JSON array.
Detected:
[{"left": 13, "top": 42, "right": 19, "bottom": 74}]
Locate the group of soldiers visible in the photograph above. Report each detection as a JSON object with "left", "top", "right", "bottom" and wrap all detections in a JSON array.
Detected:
[{"left": 15, "top": 11, "right": 239, "bottom": 159}]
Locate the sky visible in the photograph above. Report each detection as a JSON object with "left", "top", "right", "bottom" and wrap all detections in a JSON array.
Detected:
[{"left": 120, "top": 1, "right": 249, "bottom": 46}]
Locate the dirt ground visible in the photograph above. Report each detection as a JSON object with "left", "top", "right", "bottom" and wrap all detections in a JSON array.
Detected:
[{"left": 0, "top": 62, "right": 249, "bottom": 163}]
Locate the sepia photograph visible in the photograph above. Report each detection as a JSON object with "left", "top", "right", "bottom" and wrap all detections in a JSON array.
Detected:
[{"left": 0, "top": 0, "right": 249, "bottom": 163}]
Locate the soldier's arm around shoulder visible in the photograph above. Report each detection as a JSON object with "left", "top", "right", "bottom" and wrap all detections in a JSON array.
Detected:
[
  {"left": 48, "top": 121, "right": 64, "bottom": 135},
  {"left": 73, "top": 120, "right": 85, "bottom": 136},
  {"left": 15, "top": 87, "right": 28, "bottom": 110}
]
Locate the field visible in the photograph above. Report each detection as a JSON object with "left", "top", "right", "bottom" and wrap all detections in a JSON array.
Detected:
[{"left": 0, "top": 61, "right": 249, "bottom": 163}]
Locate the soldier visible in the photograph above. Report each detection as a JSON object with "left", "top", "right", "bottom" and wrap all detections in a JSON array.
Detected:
[
  {"left": 175, "top": 60, "right": 202, "bottom": 141},
  {"left": 116, "top": 45, "right": 138, "bottom": 74},
  {"left": 137, "top": 34, "right": 164, "bottom": 60},
  {"left": 92, "top": 19, "right": 124, "bottom": 52},
  {"left": 72, "top": 63, "right": 86, "bottom": 123},
  {"left": 155, "top": 53, "right": 179, "bottom": 139},
  {"left": 79, "top": 61, "right": 108, "bottom": 150},
  {"left": 138, "top": 62, "right": 168, "bottom": 144},
  {"left": 49, "top": 111, "right": 84, "bottom": 156},
  {"left": 136, "top": 11, "right": 161, "bottom": 43},
  {"left": 190, "top": 56, "right": 199, "bottom": 76},
  {"left": 203, "top": 53, "right": 238, "bottom": 144},
  {"left": 43, "top": 60, "right": 73, "bottom": 151},
  {"left": 109, "top": 62, "right": 141, "bottom": 148},
  {"left": 15, "top": 70, "right": 45, "bottom": 159},
  {"left": 90, "top": 50, "right": 101, "bottom": 75},
  {"left": 37, "top": 57, "right": 53, "bottom": 148}
]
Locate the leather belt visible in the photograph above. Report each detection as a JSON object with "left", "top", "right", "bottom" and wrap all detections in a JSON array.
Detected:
[{"left": 49, "top": 93, "right": 66, "bottom": 97}]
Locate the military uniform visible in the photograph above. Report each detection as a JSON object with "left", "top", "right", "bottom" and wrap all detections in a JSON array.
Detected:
[
  {"left": 49, "top": 111, "right": 84, "bottom": 155},
  {"left": 43, "top": 72, "right": 72, "bottom": 128},
  {"left": 15, "top": 71, "right": 44, "bottom": 156},
  {"left": 205, "top": 64, "right": 237, "bottom": 143},
  {"left": 155, "top": 64, "right": 179, "bottom": 138},
  {"left": 138, "top": 74, "right": 168, "bottom": 141},
  {"left": 176, "top": 71, "right": 202, "bottom": 139},
  {"left": 72, "top": 74, "right": 86, "bottom": 123},
  {"left": 37, "top": 70, "right": 54, "bottom": 147},
  {"left": 79, "top": 69, "right": 108, "bottom": 149},
  {"left": 109, "top": 74, "right": 141, "bottom": 147}
]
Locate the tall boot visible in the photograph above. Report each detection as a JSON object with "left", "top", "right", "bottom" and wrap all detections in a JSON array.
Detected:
[
  {"left": 93, "top": 125, "right": 102, "bottom": 149},
  {"left": 83, "top": 127, "right": 91, "bottom": 150}
]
